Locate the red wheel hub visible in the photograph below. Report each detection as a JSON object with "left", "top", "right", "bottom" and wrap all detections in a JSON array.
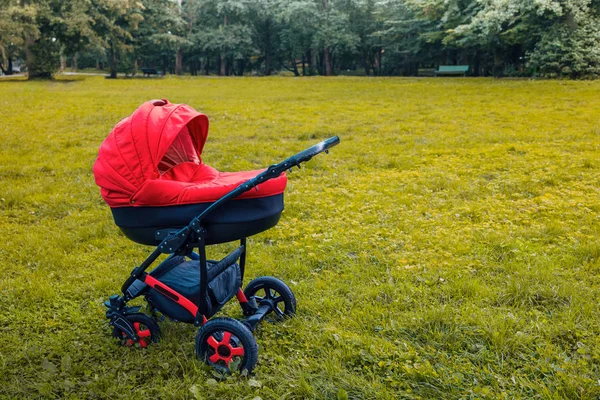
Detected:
[
  {"left": 207, "top": 331, "right": 244, "bottom": 365},
  {"left": 123, "top": 322, "right": 152, "bottom": 348}
]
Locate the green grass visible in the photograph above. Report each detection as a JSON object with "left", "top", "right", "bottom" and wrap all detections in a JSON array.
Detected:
[{"left": 1, "top": 76, "right": 600, "bottom": 399}]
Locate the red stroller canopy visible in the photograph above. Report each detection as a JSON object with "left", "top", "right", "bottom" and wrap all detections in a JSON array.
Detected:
[
  {"left": 93, "top": 99, "right": 208, "bottom": 207},
  {"left": 93, "top": 100, "right": 286, "bottom": 208}
]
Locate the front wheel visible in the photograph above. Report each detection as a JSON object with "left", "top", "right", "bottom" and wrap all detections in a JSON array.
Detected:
[
  {"left": 244, "top": 276, "right": 296, "bottom": 322},
  {"left": 195, "top": 317, "right": 258, "bottom": 373},
  {"left": 111, "top": 313, "right": 160, "bottom": 348}
]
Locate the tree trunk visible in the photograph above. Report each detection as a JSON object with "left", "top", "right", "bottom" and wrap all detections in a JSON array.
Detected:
[
  {"left": 321, "top": 0, "right": 332, "bottom": 76},
  {"left": 291, "top": 57, "right": 299, "bottom": 76},
  {"left": 72, "top": 53, "right": 78, "bottom": 72},
  {"left": 21, "top": 0, "right": 35, "bottom": 78},
  {"left": 493, "top": 47, "right": 503, "bottom": 78},
  {"left": 265, "top": 52, "right": 272, "bottom": 76},
  {"left": 109, "top": 40, "right": 118, "bottom": 79},
  {"left": 220, "top": 15, "right": 228, "bottom": 76},
  {"left": 301, "top": 54, "right": 306, "bottom": 76},
  {"left": 371, "top": 48, "right": 381, "bottom": 75},
  {"left": 162, "top": 55, "right": 167, "bottom": 76},
  {"left": 7, "top": 57, "right": 13, "bottom": 75},
  {"left": 238, "top": 59, "right": 245, "bottom": 76},
  {"left": 263, "top": 18, "right": 272, "bottom": 76},
  {"left": 175, "top": 47, "right": 183, "bottom": 75},
  {"left": 226, "top": 56, "right": 232, "bottom": 75},
  {"left": 324, "top": 47, "right": 332, "bottom": 76},
  {"left": 220, "top": 54, "right": 226, "bottom": 76},
  {"left": 369, "top": 54, "right": 377, "bottom": 76},
  {"left": 310, "top": 49, "right": 317, "bottom": 75},
  {"left": 132, "top": 57, "right": 138, "bottom": 77},
  {"left": 318, "top": 54, "right": 324, "bottom": 75},
  {"left": 20, "top": 0, "right": 49, "bottom": 79},
  {"left": 25, "top": 34, "right": 36, "bottom": 78}
]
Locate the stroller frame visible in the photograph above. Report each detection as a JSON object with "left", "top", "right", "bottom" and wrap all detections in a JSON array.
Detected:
[{"left": 104, "top": 136, "right": 340, "bottom": 371}]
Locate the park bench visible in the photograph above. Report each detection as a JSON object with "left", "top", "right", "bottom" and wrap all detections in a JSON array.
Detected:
[
  {"left": 418, "top": 68, "right": 436, "bottom": 77},
  {"left": 435, "top": 65, "right": 469, "bottom": 76},
  {"left": 141, "top": 68, "right": 160, "bottom": 77}
]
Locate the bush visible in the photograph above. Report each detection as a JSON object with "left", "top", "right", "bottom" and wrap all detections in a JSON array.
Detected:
[{"left": 26, "top": 36, "right": 60, "bottom": 78}]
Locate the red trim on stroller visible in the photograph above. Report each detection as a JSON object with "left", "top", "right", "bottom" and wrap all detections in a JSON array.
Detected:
[
  {"left": 144, "top": 275, "right": 199, "bottom": 318},
  {"left": 236, "top": 288, "right": 249, "bottom": 304}
]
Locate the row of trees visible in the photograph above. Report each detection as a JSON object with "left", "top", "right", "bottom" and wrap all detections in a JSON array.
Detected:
[{"left": 1, "top": 0, "right": 600, "bottom": 79}]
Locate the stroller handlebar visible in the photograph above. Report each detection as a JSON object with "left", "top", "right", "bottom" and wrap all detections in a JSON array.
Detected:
[
  {"left": 261, "top": 135, "right": 340, "bottom": 178},
  {"left": 290, "top": 135, "right": 340, "bottom": 165},
  {"left": 189, "top": 136, "right": 340, "bottom": 227}
]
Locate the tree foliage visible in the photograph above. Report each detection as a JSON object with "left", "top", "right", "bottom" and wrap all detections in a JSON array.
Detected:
[{"left": 2, "top": 0, "right": 600, "bottom": 78}]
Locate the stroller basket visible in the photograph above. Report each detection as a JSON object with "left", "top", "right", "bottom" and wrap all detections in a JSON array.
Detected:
[{"left": 127, "top": 249, "right": 244, "bottom": 322}]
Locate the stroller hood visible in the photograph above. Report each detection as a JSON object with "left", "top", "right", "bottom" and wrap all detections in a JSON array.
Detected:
[{"left": 93, "top": 99, "right": 209, "bottom": 207}]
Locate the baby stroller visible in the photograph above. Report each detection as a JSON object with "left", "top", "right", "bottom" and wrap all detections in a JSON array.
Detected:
[{"left": 93, "top": 99, "right": 339, "bottom": 372}]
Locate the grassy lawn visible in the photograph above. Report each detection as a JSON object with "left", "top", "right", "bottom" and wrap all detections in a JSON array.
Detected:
[{"left": 1, "top": 76, "right": 599, "bottom": 399}]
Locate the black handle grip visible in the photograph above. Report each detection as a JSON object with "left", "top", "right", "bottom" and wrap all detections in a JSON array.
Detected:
[
  {"left": 292, "top": 136, "right": 340, "bottom": 164},
  {"left": 255, "top": 136, "right": 341, "bottom": 180}
]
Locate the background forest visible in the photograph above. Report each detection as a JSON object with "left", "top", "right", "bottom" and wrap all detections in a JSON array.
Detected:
[{"left": 1, "top": 1, "right": 600, "bottom": 79}]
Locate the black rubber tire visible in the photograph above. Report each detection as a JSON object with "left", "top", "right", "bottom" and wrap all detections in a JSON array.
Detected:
[
  {"left": 111, "top": 313, "right": 160, "bottom": 348},
  {"left": 244, "top": 276, "right": 296, "bottom": 321},
  {"left": 195, "top": 317, "right": 258, "bottom": 373}
]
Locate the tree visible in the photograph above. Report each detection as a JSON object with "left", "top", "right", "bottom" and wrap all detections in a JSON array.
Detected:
[
  {"left": 5, "top": 0, "right": 104, "bottom": 78},
  {"left": 92, "top": 0, "right": 144, "bottom": 78},
  {"left": 312, "top": 0, "right": 358, "bottom": 75},
  {"left": 276, "top": 0, "right": 319, "bottom": 75},
  {"left": 248, "top": 0, "right": 280, "bottom": 75},
  {"left": 5, "top": 0, "right": 600, "bottom": 79},
  {"left": 135, "top": 0, "right": 186, "bottom": 76},
  {"left": 183, "top": 0, "right": 253, "bottom": 76},
  {"left": 341, "top": 0, "right": 381, "bottom": 75},
  {"left": 526, "top": 0, "right": 600, "bottom": 78},
  {"left": 53, "top": 0, "right": 100, "bottom": 72},
  {"left": 11, "top": 1, "right": 60, "bottom": 79},
  {"left": 0, "top": 0, "right": 29, "bottom": 75}
]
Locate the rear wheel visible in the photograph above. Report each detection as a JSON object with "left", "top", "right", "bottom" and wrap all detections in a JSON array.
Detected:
[
  {"left": 195, "top": 317, "right": 258, "bottom": 373},
  {"left": 244, "top": 276, "right": 296, "bottom": 322},
  {"left": 111, "top": 313, "right": 160, "bottom": 348}
]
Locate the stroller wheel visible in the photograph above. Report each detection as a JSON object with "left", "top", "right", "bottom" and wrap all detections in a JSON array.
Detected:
[
  {"left": 244, "top": 276, "right": 296, "bottom": 321},
  {"left": 195, "top": 317, "right": 258, "bottom": 373},
  {"left": 112, "top": 313, "right": 160, "bottom": 348}
]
